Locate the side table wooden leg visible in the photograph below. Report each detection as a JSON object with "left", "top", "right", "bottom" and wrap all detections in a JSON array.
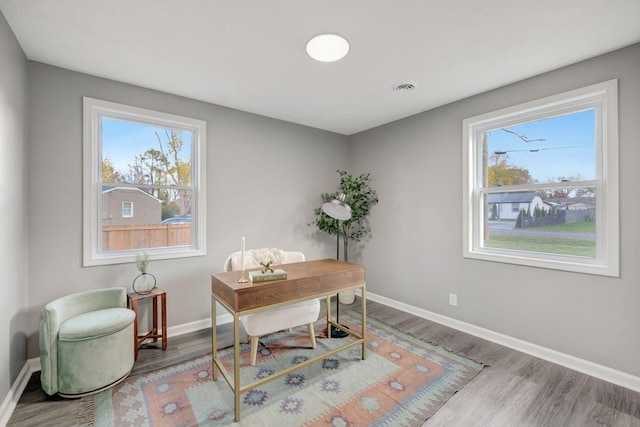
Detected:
[
  {"left": 161, "top": 293, "right": 167, "bottom": 350},
  {"left": 152, "top": 295, "right": 158, "bottom": 342},
  {"left": 131, "top": 299, "right": 139, "bottom": 361}
]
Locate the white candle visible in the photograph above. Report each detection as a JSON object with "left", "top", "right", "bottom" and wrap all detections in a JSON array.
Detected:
[{"left": 241, "top": 236, "right": 246, "bottom": 271}]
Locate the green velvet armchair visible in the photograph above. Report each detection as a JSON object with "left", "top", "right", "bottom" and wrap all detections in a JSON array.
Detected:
[{"left": 39, "top": 287, "right": 136, "bottom": 397}]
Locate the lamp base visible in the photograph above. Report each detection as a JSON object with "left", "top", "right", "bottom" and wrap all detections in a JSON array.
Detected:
[{"left": 330, "top": 325, "right": 349, "bottom": 338}]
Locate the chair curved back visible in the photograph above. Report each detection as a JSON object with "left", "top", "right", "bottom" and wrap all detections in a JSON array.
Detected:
[
  {"left": 223, "top": 248, "right": 305, "bottom": 272},
  {"left": 221, "top": 248, "right": 318, "bottom": 366}
]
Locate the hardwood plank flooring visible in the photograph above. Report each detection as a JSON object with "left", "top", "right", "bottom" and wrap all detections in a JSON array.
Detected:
[{"left": 7, "top": 298, "right": 640, "bottom": 426}]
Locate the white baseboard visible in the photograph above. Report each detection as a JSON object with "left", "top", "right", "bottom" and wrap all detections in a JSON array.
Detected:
[
  {"left": 0, "top": 358, "right": 40, "bottom": 427},
  {"left": 361, "top": 289, "right": 640, "bottom": 393},
  {"left": 167, "top": 312, "right": 232, "bottom": 337}
]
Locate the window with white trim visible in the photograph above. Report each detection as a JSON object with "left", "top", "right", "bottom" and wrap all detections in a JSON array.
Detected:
[
  {"left": 122, "top": 201, "right": 133, "bottom": 218},
  {"left": 463, "top": 80, "right": 618, "bottom": 276},
  {"left": 83, "top": 97, "right": 206, "bottom": 266}
]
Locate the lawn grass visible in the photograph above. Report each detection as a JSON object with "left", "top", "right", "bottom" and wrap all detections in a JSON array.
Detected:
[
  {"left": 532, "top": 221, "right": 595, "bottom": 233},
  {"left": 485, "top": 234, "right": 595, "bottom": 257}
]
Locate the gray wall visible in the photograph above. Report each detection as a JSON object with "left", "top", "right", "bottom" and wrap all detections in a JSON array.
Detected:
[
  {"left": 0, "top": 11, "right": 29, "bottom": 408},
  {"left": 350, "top": 43, "right": 640, "bottom": 376},
  {"left": 26, "top": 62, "right": 349, "bottom": 357}
]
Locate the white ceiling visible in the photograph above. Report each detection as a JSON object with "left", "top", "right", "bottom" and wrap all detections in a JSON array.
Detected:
[{"left": 2, "top": 1, "right": 640, "bottom": 135}]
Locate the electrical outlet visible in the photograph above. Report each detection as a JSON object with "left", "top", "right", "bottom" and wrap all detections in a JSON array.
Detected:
[{"left": 449, "top": 293, "right": 458, "bottom": 306}]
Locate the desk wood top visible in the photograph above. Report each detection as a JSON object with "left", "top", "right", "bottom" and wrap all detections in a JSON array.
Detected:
[{"left": 211, "top": 259, "right": 365, "bottom": 313}]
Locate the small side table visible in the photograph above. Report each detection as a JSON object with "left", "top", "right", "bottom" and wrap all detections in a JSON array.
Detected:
[{"left": 127, "top": 289, "right": 167, "bottom": 360}]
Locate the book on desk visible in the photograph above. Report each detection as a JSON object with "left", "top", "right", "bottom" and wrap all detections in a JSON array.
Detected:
[{"left": 249, "top": 268, "right": 287, "bottom": 283}]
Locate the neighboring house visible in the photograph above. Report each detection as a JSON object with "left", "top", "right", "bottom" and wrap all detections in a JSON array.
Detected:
[
  {"left": 544, "top": 197, "right": 596, "bottom": 211},
  {"left": 567, "top": 202, "right": 593, "bottom": 210},
  {"left": 102, "top": 187, "right": 162, "bottom": 226},
  {"left": 545, "top": 197, "right": 596, "bottom": 223},
  {"left": 488, "top": 192, "right": 545, "bottom": 220},
  {"left": 565, "top": 197, "right": 596, "bottom": 210},
  {"left": 543, "top": 200, "right": 563, "bottom": 211}
]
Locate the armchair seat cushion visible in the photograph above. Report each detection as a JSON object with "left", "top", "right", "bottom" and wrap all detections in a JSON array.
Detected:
[{"left": 59, "top": 308, "right": 135, "bottom": 341}]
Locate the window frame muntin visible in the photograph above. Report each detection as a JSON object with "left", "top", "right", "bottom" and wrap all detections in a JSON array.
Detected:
[
  {"left": 463, "top": 80, "right": 618, "bottom": 277},
  {"left": 83, "top": 97, "right": 206, "bottom": 267}
]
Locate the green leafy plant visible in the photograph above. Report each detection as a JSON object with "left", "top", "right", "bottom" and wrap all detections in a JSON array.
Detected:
[
  {"left": 310, "top": 170, "right": 379, "bottom": 262},
  {"left": 135, "top": 252, "right": 149, "bottom": 274}
]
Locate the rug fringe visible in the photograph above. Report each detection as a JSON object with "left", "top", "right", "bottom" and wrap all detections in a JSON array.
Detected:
[
  {"left": 422, "top": 366, "right": 486, "bottom": 424},
  {"left": 77, "top": 395, "right": 97, "bottom": 426},
  {"left": 417, "top": 336, "right": 491, "bottom": 367}
]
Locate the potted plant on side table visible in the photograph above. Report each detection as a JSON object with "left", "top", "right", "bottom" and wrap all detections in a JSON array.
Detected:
[{"left": 133, "top": 252, "right": 157, "bottom": 294}]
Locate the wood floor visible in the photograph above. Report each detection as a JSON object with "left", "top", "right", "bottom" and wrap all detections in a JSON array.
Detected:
[{"left": 7, "top": 298, "right": 640, "bottom": 426}]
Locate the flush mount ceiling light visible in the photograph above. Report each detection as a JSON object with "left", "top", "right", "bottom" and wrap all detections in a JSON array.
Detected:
[{"left": 306, "top": 34, "right": 350, "bottom": 62}]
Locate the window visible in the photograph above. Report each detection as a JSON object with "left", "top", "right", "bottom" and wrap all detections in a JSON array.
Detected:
[
  {"left": 122, "top": 201, "right": 133, "bottom": 218},
  {"left": 83, "top": 97, "right": 206, "bottom": 266},
  {"left": 463, "top": 80, "right": 618, "bottom": 276}
]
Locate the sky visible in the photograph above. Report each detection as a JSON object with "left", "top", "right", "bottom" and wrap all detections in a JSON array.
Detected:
[
  {"left": 101, "top": 109, "right": 593, "bottom": 187},
  {"left": 101, "top": 117, "right": 192, "bottom": 178},
  {"left": 486, "top": 108, "right": 595, "bottom": 183}
]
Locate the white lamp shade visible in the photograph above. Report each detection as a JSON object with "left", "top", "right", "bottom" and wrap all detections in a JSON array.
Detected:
[{"left": 322, "top": 199, "right": 352, "bottom": 220}]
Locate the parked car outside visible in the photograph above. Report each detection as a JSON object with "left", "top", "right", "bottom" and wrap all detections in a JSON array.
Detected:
[{"left": 159, "top": 217, "right": 192, "bottom": 224}]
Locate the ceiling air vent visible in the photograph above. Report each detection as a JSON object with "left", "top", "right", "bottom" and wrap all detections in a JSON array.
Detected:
[{"left": 393, "top": 83, "right": 415, "bottom": 92}]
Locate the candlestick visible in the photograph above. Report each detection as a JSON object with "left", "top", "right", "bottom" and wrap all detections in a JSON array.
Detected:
[
  {"left": 241, "top": 236, "right": 245, "bottom": 269},
  {"left": 238, "top": 236, "right": 249, "bottom": 283}
]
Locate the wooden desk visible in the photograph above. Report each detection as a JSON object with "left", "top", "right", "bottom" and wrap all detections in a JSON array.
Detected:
[
  {"left": 127, "top": 289, "right": 167, "bottom": 360},
  {"left": 211, "top": 259, "right": 366, "bottom": 422}
]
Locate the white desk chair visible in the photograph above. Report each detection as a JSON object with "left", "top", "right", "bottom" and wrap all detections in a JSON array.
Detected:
[{"left": 223, "top": 248, "right": 320, "bottom": 365}]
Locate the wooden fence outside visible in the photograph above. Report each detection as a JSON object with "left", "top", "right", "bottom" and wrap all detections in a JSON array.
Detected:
[{"left": 102, "top": 224, "right": 191, "bottom": 251}]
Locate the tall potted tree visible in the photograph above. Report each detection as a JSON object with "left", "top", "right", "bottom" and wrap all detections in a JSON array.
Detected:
[{"left": 310, "top": 170, "right": 379, "bottom": 303}]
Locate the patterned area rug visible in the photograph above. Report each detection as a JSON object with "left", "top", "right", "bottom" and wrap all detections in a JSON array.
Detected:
[{"left": 86, "top": 312, "right": 483, "bottom": 426}]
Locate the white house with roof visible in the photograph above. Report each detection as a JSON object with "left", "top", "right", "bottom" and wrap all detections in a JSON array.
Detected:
[{"left": 488, "top": 192, "right": 545, "bottom": 220}]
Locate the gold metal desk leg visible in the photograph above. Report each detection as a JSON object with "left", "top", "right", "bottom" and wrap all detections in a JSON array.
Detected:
[
  {"left": 361, "top": 285, "right": 367, "bottom": 360},
  {"left": 233, "top": 313, "right": 241, "bottom": 422},
  {"left": 211, "top": 295, "right": 218, "bottom": 381}
]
